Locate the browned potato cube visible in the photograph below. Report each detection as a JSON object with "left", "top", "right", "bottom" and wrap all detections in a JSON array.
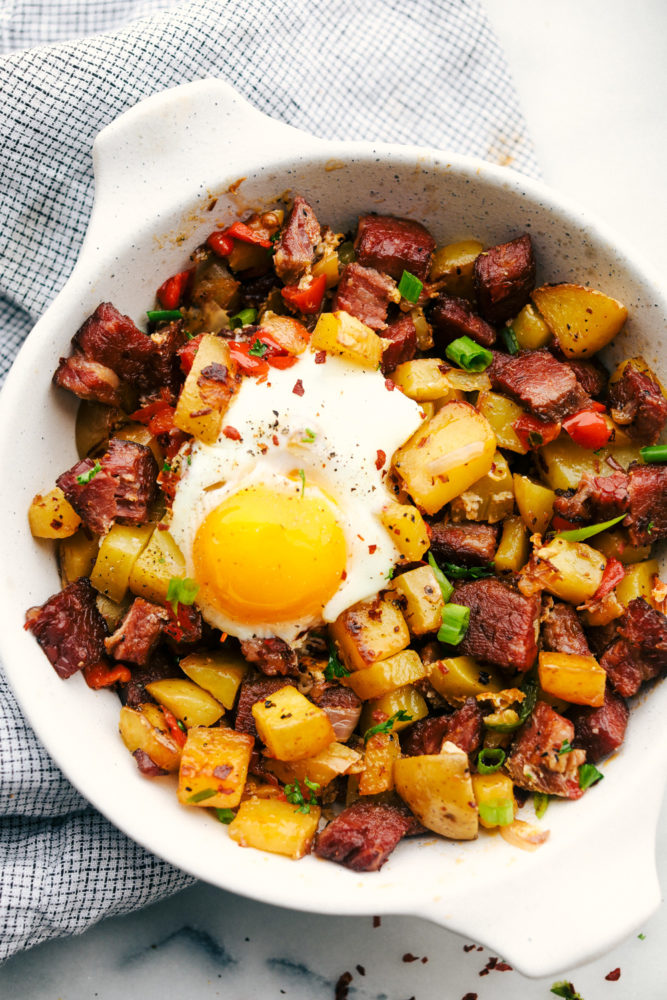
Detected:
[
  {"left": 359, "top": 731, "right": 400, "bottom": 795},
  {"left": 29, "top": 487, "right": 81, "bottom": 539},
  {"left": 119, "top": 703, "right": 182, "bottom": 772},
  {"left": 252, "top": 686, "right": 335, "bottom": 761},
  {"left": 173, "top": 335, "right": 239, "bottom": 444},
  {"left": 347, "top": 649, "right": 426, "bottom": 701},
  {"left": 330, "top": 596, "right": 410, "bottom": 672},
  {"left": 394, "top": 741, "right": 478, "bottom": 839},
  {"left": 380, "top": 502, "right": 429, "bottom": 561},
  {"left": 228, "top": 798, "right": 320, "bottom": 859},
  {"left": 264, "top": 742, "right": 362, "bottom": 788},
  {"left": 178, "top": 726, "right": 253, "bottom": 808},
  {"left": 390, "top": 565, "right": 444, "bottom": 635}
]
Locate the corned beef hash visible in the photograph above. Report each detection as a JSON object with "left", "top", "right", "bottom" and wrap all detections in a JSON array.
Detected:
[{"left": 25, "top": 196, "right": 667, "bottom": 868}]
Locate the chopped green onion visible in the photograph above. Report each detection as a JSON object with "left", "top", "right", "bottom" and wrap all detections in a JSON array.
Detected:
[
  {"left": 230, "top": 308, "right": 257, "bottom": 329},
  {"left": 323, "top": 639, "right": 350, "bottom": 680},
  {"left": 640, "top": 444, "right": 667, "bottom": 463},
  {"left": 147, "top": 309, "right": 182, "bottom": 323},
  {"left": 445, "top": 335, "right": 493, "bottom": 372},
  {"left": 363, "top": 709, "right": 412, "bottom": 742},
  {"left": 215, "top": 808, "right": 235, "bottom": 824},
  {"left": 248, "top": 337, "right": 268, "bottom": 357},
  {"left": 385, "top": 567, "right": 395, "bottom": 580},
  {"left": 337, "top": 241, "right": 356, "bottom": 266},
  {"left": 427, "top": 552, "right": 454, "bottom": 602},
  {"left": 298, "top": 468, "right": 305, "bottom": 497},
  {"left": 557, "top": 739, "right": 573, "bottom": 757},
  {"left": 284, "top": 777, "right": 320, "bottom": 813},
  {"left": 442, "top": 561, "right": 494, "bottom": 580},
  {"left": 301, "top": 428, "right": 316, "bottom": 443},
  {"left": 555, "top": 513, "right": 625, "bottom": 542},
  {"left": 187, "top": 788, "right": 217, "bottom": 803},
  {"left": 76, "top": 460, "right": 102, "bottom": 485},
  {"left": 397, "top": 270, "right": 423, "bottom": 303},
  {"left": 502, "top": 325, "right": 520, "bottom": 355},
  {"left": 166, "top": 576, "right": 200, "bottom": 615},
  {"left": 478, "top": 799, "right": 514, "bottom": 827},
  {"left": 550, "top": 982, "right": 584, "bottom": 1000},
  {"left": 533, "top": 792, "right": 549, "bottom": 819},
  {"left": 437, "top": 603, "right": 470, "bottom": 645},
  {"left": 578, "top": 763, "right": 604, "bottom": 790},
  {"left": 476, "top": 747, "right": 506, "bottom": 774}
]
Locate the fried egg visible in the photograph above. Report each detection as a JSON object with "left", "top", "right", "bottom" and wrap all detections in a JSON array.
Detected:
[{"left": 170, "top": 348, "right": 423, "bottom": 642}]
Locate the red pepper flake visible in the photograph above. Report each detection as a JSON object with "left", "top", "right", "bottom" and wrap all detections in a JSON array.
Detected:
[
  {"left": 341, "top": 570, "right": 347, "bottom": 580},
  {"left": 292, "top": 378, "right": 305, "bottom": 396},
  {"left": 372, "top": 916, "right": 381, "bottom": 928},
  {"left": 223, "top": 425, "right": 242, "bottom": 441},
  {"left": 463, "top": 944, "right": 476, "bottom": 953},
  {"left": 385, "top": 378, "right": 396, "bottom": 391},
  {"left": 402, "top": 953, "right": 419, "bottom": 963},
  {"left": 421, "top": 956, "right": 428, "bottom": 964},
  {"left": 314, "top": 350, "right": 327, "bottom": 364},
  {"left": 334, "top": 971, "right": 353, "bottom": 1000},
  {"left": 605, "top": 968, "right": 621, "bottom": 982},
  {"left": 375, "top": 449, "right": 386, "bottom": 470},
  {"left": 368, "top": 544, "right": 377, "bottom": 554},
  {"left": 50, "top": 519, "right": 63, "bottom": 531}
]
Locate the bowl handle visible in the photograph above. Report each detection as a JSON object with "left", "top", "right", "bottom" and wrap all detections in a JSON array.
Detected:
[
  {"left": 419, "top": 786, "right": 663, "bottom": 978},
  {"left": 83, "top": 79, "right": 315, "bottom": 251}
]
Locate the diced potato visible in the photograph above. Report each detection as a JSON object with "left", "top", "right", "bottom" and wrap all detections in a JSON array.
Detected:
[
  {"left": 75, "top": 400, "right": 119, "bottom": 458},
  {"left": 390, "top": 565, "right": 444, "bottom": 634},
  {"left": 444, "top": 369, "right": 491, "bottom": 393},
  {"left": 228, "top": 798, "right": 320, "bottom": 859},
  {"left": 359, "top": 732, "right": 401, "bottom": 795},
  {"left": 392, "top": 358, "right": 457, "bottom": 401},
  {"left": 310, "top": 310, "right": 383, "bottom": 368},
  {"left": 264, "top": 742, "right": 362, "bottom": 788},
  {"left": 90, "top": 523, "right": 154, "bottom": 602},
  {"left": 28, "top": 487, "right": 81, "bottom": 539},
  {"left": 252, "top": 685, "right": 335, "bottom": 762},
  {"left": 393, "top": 401, "right": 496, "bottom": 515},
  {"left": 580, "top": 591, "right": 625, "bottom": 628},
  {"left": 616, "top": 559, "right": 660, "bottom": 609},
  {"left": 428, "top": 656, "right": 503, "bottom": 703},
  {"left": 114, "top": 422, "right": 163, "bottom": 463},
  {"left": 179, "top": 650, "right": 248, "bottom": 709},
  {"left": 538, "top": 651, "right": 606, "bottom": 707},
  {"left": 347, "top": 649, "right": 426, "bottom": 701},
  {"left": 531, "top": 283, "right": 627, "bottom": 358},
  {"left": 513, "top": 474, "right": 556, "bottom": 535},
  {"left": 509, "top": 303, "right": 552, "bottom": 350},
  {"left": 257, "top": 311, "right": 310, "bottom": 353},
  {"left": 472, "top": 772, "right": 516, "bottom": 829},
  {"left": 394, "top": 741, "right": 478, "bottom": 840},
  {"left": 450, "top": 451, "right": 514, "bottom": 523},
  {"left": 526, "top": 537, "right": 606, "bottom": 604},
  {"left": 476, "top": 391, "right": 528, "bottom": 454},
  {"left": 178, "top": 726, "right": 253, "bottom": 808},
  {"left": 330, "top": 596, "right": 410, "bottom": 672},
  {"left": 173, "top": 334, "right": 238, "bottom": 444},
  {"left": 592, "top": 529, "right": 651, "bottom": 565},
  {"left": 494, "top": 516, "right": 529, "bottom": 573},
  {"left": 146, "top": 679, "right": 224, "bottom": 728},
  {"left": 380, "top": 502, "right": 429, "bottom": 561},
  {"left": 119, "top": 703, "right": 182, "bottom": 772},
  {"left": 128, "top": 528, "right": 186, "bottom": 603},
  {"left": 58, "top": 529, "right": 99, "bottom": 586},
  {"left": 538, "top": 435, "right": 642, "bottom": 491},
  {"left": 410, "top": 307, "right": 434, "bottom": 350},
  {"left": 420, "top": 401, "right": 436, "bottom": 421},
  {"left": 429, "top": 239, "right": 483, "bottom": 298},
  {"left": 359, "top": 685, "right": 428, "bottom": 736}
]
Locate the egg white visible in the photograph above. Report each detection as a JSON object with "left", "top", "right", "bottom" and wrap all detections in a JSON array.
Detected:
[{"left": 170, "top": 347, "right": 424, "bottom": 642}]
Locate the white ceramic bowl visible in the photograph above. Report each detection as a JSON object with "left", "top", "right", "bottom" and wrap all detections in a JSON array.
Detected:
[{"left": 1, "top": 79, "right": 665, "bottom": 978}]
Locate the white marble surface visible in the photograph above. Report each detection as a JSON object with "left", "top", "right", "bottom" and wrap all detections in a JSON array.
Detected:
[{"left": 3, "top": 0, "right": 667, "bottom": 996}]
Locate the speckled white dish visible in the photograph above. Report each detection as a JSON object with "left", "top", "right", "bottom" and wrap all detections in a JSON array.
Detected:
[{"left": 0, "top": 79, "right": 664, "bottom": 978}]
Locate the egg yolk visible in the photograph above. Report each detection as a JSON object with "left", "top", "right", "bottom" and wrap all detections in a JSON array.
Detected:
[{"left": 192, "top": 484, "right": 347, "bottom": 625}]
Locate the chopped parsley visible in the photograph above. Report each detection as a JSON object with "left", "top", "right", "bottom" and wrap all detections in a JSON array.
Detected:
[
  {"left": 215, "top": 808, "right": 235, "bottom": 824},
  {"left": 76, "top": 461, "right": 102, "bottom": 485},
  {"left": 363, "top": 709, "right": 412, "bottom": 742},
  {"left": 166, "top": 576, "right": 200, "bottom": 615},
  {"left": 248, "top": 338, "right": 268, "bottom": 358},
  {"left": 578, "top": 763, "right": 604, "bottom": 790},
  {"left": 301, "top": 427, "right": 317, "bottom": 443},
  {"left": 324, "top": 639, "right": 350, "bottom": 680},
  {"left": 638, "top": 932, "right": 646, "bottom": 940},
  {"left": 441, "top": 561, "right": 494, "bottom": 580},
  {"left": 648, "top": 520, "right": 655, "bottom": 534},
  {"left": 557, "top": 740, "right": 573, "bottom": 757},
  {"left": 162, "top": 460, "right": 172, "bottom": 473},
  {"left": 284, "top": 777, "right": 320, "bottom": 813},
  {"left": 298, "top": 468, "right": 306, "bottom": 496},
  {"left": 550, "top": 982, "right": 584, "bottom": 1000},
  {"left": 187, "top": 788, "right": 217, "bottom": 803}
]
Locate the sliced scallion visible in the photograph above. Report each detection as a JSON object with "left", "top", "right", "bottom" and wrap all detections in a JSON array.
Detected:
[
  {"left": 533, "top": 792, "right": 549, "bottom": 819},
  {"left": 437, "top": 603, "right": 470, "bottom": 645},
  {"left": 187, "top": 788, "right": 217, "bottom": 803},
  {"left": 147, "top": 309, "right": 182, "bottom": 323},
  {"left": 578, "top": 763, "right": 604, "bottom": 790},
  {"left": 215, "top": 808, "right": 235, "bottom": 824},
  {"left": 427, "top": 552, "right": 453, "bottom": 602},
  {"left": 230, "top": 308, "right": 257, "bottom": 329},
  {"left": 397, "top": 270, "right": 423, "bottom": 303},
  {"left": 445, "top": 335, "right": 493, "bottom": 372},
  {"left": 502, "top": 325, "right": 520, "bottom": 355},
  {"left": 478, "top": 798, "right": 514, "bottom": 827},
  {"left": 476, "top": 747, "right": 506, "bottom": 774},
  {"left": 555, "top": 513, "right": 625, "bottom": 542},
  {"left": 640, "top": 444, "right": 667, "bottom": 463}
]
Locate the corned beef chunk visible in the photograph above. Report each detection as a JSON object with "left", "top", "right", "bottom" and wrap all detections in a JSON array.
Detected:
[
  {"left": 25, "top": 578, "right": 107, "bottom": 679},
  {"left": 72, "top": 302, "right": 159, "bottom": 391},
  {"left": 239, "top": 270, "right": 279, "bottom": 310},
  {"left": 442, "top": 698, "right": 483, "bottom": 754},
  {"left": 599, "top": 639, "right": 656, "bottom": 698},
  {"left": 57, "top": 438, "right": 158, "bottom": 534},
  {"left": 505, "top": 701, "right": 585, "bottom": 798},
  {"left": 310, "top": 685, "right": 361, "bottom": 742},
  {"left": 542, "top": 601, "right": 591, "bottom": 657},
  {"left": 430, "top": 293, "right": 496, "bottom": 348},
  {"left": 381, "top": 313, "right": 417, "bottom": 374},
  {"left": 273, "top": 196, "right": 321, "bottom": 283},
  {"left": 53, "top": 354, "right": 123, "bottom": 407},
  {"left": 490, "top": 348, "right": 590, "bottom": 421},
  {"left": 354, "top": 214, "right": 435, "bottom": 282},
  {"left": 428, "top": 521, "right": 498, "bottom": 567},
  {"left": 105, "top": 598, "right": 169, "bottom": 665},
  {"left": 400, "top": 714, "right": 450, "bottom": 756},
  {"left": 626, "top": 464, "right": 667, "bottom": 545},
  {"left": 552, "top": 470, "right": 629, "bottom": 525},
  {"left": 332, "top": 263, "right": 395, "bottom": 330},
  {"left": 133, "top": 749, "right": 168, "bottom": 777},
  {"left": 572, "top": 690, "right": 629, "bottom": 764},
  {"left": 565, "top": 358, "right": 608, "bottom": 398},
  {"left": 118, "top": 650, "right": 180, "bottom": 708},
  {"left": 149, "top": 320, "right": 188, "bottom": 394},
  {"left": 609, "top": 361, "right": 667, "bottom": 444},
  {"left": 473, "top": 234, "right": 535, "bottom": 324},
  {"left": 315, "top": 800, "right": 416, "bottom": 871},
  {"left": 451, "top": 578, "right": 539, "bottom": 671},
  {"left": 240, "top": 636, "right": 299, "bottom": 676},
  {"left": 162, "top": 604, "right": 203, "bottom": 648},
  {"left": 616, "top": 597, "right": 667, "bottom": 667},
  {"left": 234, "top": 677, "right": 290, "bottom": 737}
]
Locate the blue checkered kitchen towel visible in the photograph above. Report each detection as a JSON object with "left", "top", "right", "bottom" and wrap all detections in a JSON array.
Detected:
[{"left": 0, "top": 0, "right": 538, "bottom": 961}]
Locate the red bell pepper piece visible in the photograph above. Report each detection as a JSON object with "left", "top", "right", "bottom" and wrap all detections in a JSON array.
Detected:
[
  {"left": 225, "top": 221, "right": 273, "bottom": 248},
  {"left": 129, "top": 390, "right": 176, "bottom": 437},
  {"left": 513, "top": 414, "right": 561, "bottom": 451},
  {"left": 592, "top": 557, "right": 626, "bottom": 601},
  {"left": 551, "top": 515, "right": 583, "bottom": 533},
  {"left": 281, "top": 274, "right": 327, "bottom": 315},
  {"left": 161, "top": 706, "right": 187, "bottom": 747},
  {"left": 177, "top": 333, "right": 205, "bottom": 374},
  {"left": 590, "top": 400, "right": 607, "bottom": 413},
  {"left": 267, "top": 355, "right": 298, "bottom": 369},
  {"left": 156, "top": 269, "right": 193, "bottom": 310},
  {"left": 206, "top": 231, "right": 236, "bottom": 257},
  {"left": 83, "top": 661, "right": 131, "bottom": 690},
  {"left": 228, "top": 341, "right": 270, "bottom": 377},
  {"left": 562, "top": 409, "right": 612, "bottom": 450}
]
